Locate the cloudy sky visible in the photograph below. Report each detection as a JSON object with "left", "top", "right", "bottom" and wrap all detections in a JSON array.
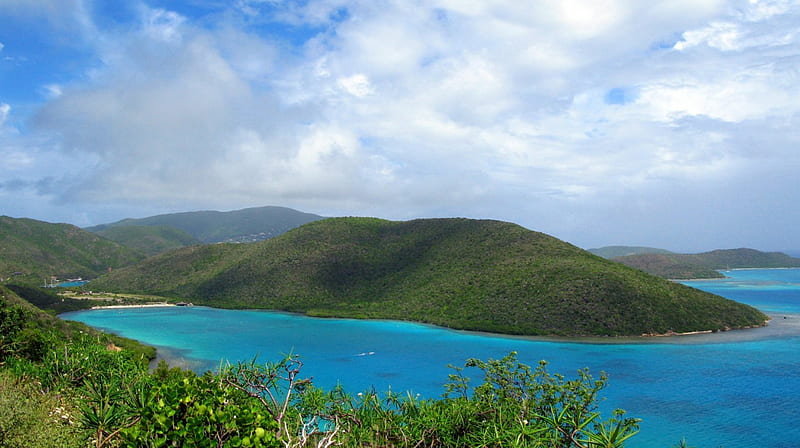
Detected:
[{"left": 1, "top": 0, "right": 798, "bottom": 252}]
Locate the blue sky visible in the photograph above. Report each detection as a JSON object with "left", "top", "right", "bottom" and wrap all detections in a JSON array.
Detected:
[{"left": 1, "top": 0, "right": 799, "bottom": 252}]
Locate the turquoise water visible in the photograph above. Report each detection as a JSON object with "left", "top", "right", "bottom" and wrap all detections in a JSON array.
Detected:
[
  {"left": 55, "top": 280, "right": 90, "bottom": 287},
  {"left": 63, "top": 268, "right": 800, "bottom": 448}
]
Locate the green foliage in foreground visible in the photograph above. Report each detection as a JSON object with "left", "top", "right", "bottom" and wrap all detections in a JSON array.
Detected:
[
  {"left": 0, "top": 285, "right": 155, "bottom": 368},
  {"left": 93, "top": 217, "right": 768, "bottom": 336},
  {"left": 3, "top": 344, "right": 641, "bottom": 447}
]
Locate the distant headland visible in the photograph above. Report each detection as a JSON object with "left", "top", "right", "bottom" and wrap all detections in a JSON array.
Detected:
[{"left": 589, "top": 245, "right": 800, "bottom": 279}]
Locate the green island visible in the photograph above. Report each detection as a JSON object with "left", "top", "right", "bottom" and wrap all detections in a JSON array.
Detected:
[{"left": 90, "top": 217, "right": 767, "bottom": 337}]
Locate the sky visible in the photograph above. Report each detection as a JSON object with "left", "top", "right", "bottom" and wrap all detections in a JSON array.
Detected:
[{"left": 1, "top": 0, "right": 799, "bottom": 252}]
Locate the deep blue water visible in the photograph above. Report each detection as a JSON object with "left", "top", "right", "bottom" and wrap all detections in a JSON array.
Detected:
[{"left": 63, "top": 268, "right": 800, "bottom": 448}]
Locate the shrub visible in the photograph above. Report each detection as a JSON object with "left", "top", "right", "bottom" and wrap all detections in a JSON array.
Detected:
[{"left": 0, "top": 371, "right": 84, "bottom": 448}]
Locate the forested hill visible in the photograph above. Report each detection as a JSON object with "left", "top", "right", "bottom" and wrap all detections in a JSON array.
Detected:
[
  {"left": 92, "top": 225, "right": 201, "bottom": 257},
  {"left": 90, "top": 217, "right": 767, "bottom": 337},
  {"left": 614, "top": 248, "right": 800, "bottom": 279},
  {"left": 587, "top": 246, "right": 674, "bottom": 258},
  {"left": 0, "top": 216, "right": 143, "bottom": 284},
  {"left": 87, "top": 205, "right": 323, "bottom": 244}
]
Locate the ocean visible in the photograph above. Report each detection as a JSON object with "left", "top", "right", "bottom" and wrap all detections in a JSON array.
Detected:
[{"left": 62, "top": 268, "right": 800, "bottom": 448}]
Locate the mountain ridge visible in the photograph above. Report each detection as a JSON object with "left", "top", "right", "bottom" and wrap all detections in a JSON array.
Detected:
[
  {"left": 86, "top": 205, "right": 324, "bottom": 244},
  {"left": 599, "top": 246, "right": 800, "bottom": 279},
  {"left": 0, "top": 216, "right": 144, "bottom": 285}
]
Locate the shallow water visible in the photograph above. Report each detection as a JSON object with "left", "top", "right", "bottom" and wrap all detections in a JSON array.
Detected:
[{"left": 63, "top": 268, "right": 800, "bottom": 448}]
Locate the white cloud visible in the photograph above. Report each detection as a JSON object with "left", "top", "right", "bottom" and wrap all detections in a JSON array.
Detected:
[
  {"left": 337, "top": 74, "right": 373, "bottom": 97},
  {"left": 674, "top": 21, "right": 743, "bottom": 51},
  {"left": 3, "top": 0, "right": 799, "bottom": 250},
  {"left": 143, "top": 8, "right": 186, "bottom": 43},
  {"left": 40, "top": 84, "right": 63, "bottom": 99},
  {"left": 0, "top": 103, "right": 9, "bottom": 126}
]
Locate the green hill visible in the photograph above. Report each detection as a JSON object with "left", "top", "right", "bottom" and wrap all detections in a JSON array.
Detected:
[
  {"left": 0, "top": 216, "right": 144, "bottom": 285},
  {"left": 615, "top": 248, "right": 800, "bottom": 279},
  {"left": 690, "top": 248, "right": 800, "bottom": 269},
  {"left": 90, "top": 217, "right": 767, "bottom": 337},
  {"left": 588, "top": 246, "right": 674, "bottom": 259},
  {"left": 93, "top": 225, "right": 201, "bottom": 257},
  {"left": 87, "top": 205, "right": 323, "bottom": 244},
  {"left": 613, "top": 254, "right": 725, "bottom": 279}
]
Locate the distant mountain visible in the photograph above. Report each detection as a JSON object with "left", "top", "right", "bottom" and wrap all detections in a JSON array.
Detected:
[
  {"left": 613, "top": 254, "right": 725, "bottom": 279},
  {"left": 93, "top": 225, "right": 201, "bottom": 257},
  {"left": 0, "top": 216, "right": 144, "bottom": 284},
  {"left": 689, "top": 248, "right": 800, "bottom": 269},
  {"left": 87, "top": 206, "right": 324, "bottom": 245},
  {"left": 588, "top": 246, "right": 674, "bottom": 259},
  {"left": 614, "top": 248, "right": 800, "bottom": 279},
  {"left": 90, "top": 217, "right": 767, "bottom": 337}
]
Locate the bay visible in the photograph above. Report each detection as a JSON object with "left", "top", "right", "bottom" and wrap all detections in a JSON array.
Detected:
[{"left": 63, "top": 268, "right": 800, "bottom": 448}]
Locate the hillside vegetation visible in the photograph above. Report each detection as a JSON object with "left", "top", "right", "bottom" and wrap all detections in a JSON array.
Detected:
[
  {"left": 0, "top": 216, "right": 143, "bottom": 285},
  {"left": 87, "top": 205, "right": 323, "bottom": 244},
  {"left": 0, "top": 285, "right": 154, "bottom": 361},
  {"left": 93, "top": 225, "right": 201, "bottom": 256},
  {"left": 615, "top": 248, "right": 800, "bottom": 279},
  {"left": 588, "top": 246, "right": 674, "bottom": 259},
  {"left": 612, "top": 254, "right": 725, "bottom": 280},
  {"left": 91, "top": 217, "right": 767, "bottom": 337}
]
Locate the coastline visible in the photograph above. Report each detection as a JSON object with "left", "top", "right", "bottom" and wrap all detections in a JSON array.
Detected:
[
  {"left": 67, "top": 304, "right": 792, "bottom": 348},
  {"left": 672, "top": 266, "right": 800, "bottom": 281},
  {"left": 90, "top": 303, "right": 176, "bottom": 310}
]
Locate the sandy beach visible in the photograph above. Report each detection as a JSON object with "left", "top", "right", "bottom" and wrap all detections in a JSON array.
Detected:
[{"left": 90, "top": 303, "right": 176, "bottom": 310}]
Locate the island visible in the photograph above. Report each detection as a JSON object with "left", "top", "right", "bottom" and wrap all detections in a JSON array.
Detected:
[{"left": 88, "top": 217, "right": 768, "bottom": 337}]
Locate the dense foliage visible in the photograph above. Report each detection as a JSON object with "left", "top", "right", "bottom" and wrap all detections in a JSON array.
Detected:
[
  {"left": 0, "top": 216, "right": 143, "bottom": 285},
  {"left": 5, "top": 283, "right": 96, "bottom": 314},
  {"left": 0, "top": 286, "right": 155, "bottom": 365},
  {"left": 86, "top": 205, "right": 324, "bottom": 244},
  {"left": 614, "top": 248, "right": 800, "bottom": 279},
  {"left": 92, "top": 217, "right": 767, "bottom": 336}
]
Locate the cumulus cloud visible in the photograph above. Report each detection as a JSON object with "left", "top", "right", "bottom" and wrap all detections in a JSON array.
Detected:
[{"left": 4, "top": 0, "right": 800, "bottom": 249}]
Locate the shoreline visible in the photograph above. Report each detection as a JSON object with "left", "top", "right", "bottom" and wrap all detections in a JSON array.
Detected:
[
  {"left": 90, "top": 303, "right": 176, "bottom": 310},
  {"left": 69, "top": 304, "right": 792, "bottom": 346},
  {"left": 673, "top": 266, "right": 800, "bottom": 281}
]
